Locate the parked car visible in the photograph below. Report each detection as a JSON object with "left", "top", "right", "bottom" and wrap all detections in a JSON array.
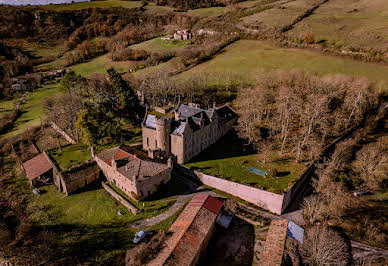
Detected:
[
  {"left": 32, "top": 188, "right": 41, "bottom": 196},
  {"left": 353, "top": 190, "right": 367, "bottom": 197},
  {"left": 133, "top": 229, "right": 148, "bottom": 244}
]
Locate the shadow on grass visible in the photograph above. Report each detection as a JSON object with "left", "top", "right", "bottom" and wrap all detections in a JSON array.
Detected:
[
  {"left": 43, "top": 222, "right": 134, "bottom": 264},
  {"left": 187, "top": 130, "right": 255, "bottom": 163}
]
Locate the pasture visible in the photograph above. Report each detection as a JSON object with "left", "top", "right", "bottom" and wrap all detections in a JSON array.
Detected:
[
  {"left": 177, "top": 40, "right": 388, "bottom": 86},
  {"left": 40, "top": 0, "right": 141, "bottom": 10}
]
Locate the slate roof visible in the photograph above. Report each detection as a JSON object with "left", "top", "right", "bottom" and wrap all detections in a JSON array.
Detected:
[
  {"left": 144, "top": 104, "right": 236, "bottom": 136},
  {"left": 145, "top": 114, "right": 157, "bottom": 129},
  {"left": 96, "top": 147, "right": 170, "bottom": 180},
  {"left": 22, "top": 153, "right": 53, "bottom": 181}
]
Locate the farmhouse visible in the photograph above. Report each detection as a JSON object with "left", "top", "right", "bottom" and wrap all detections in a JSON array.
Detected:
[
  {"left": 94, "top": 146, "right": 173, "bottom": 201},
  {"left": 142, "top": 103, "right": 237, "bottom": 164},
  {"left": 150, "top": 194, "right": 223, "bottom": 266},
  {"left": 174, "top": 29, "right": 192, "bottom": 40}
]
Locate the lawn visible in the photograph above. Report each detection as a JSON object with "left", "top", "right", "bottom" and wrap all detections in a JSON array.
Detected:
[
  {"left": 176, "top": 40, "right": 388, "bottom": 86},
  {"left": 49, "top": 143, "right": 92, "bottom": 171},
  {"left": 39, "top": 0, "right": 141, "bottom": 10},
  {"left": 130, "top": 37, "right": 190, "bottom": 53},
  {"left": 185, "top": 132, "right": 305, "bottom": 194},
  {"left": 71, "top": 54, "right": 134, "bottom": 77},
  {"left": 287, "top": 0, "right": 388, "bottom": 51},
  {"left": 2, "top": 83, "right": 62, "bottom": 138}
]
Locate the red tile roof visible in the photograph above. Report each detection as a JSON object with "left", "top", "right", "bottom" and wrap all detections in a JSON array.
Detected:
[
  {"left": 187, "top": 194, "right": 223, "bottom": 215},
  {"left": 203, "top": 195, "right": 223, "bottom": 215},
  {"left": 22, "top": 153, "right": 53, "bottom": 181}
]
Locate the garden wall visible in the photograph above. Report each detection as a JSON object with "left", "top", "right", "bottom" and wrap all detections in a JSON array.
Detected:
[
  {"left": 102, "top": 182, "right": 138, "bottom": 214},
  {"left": 51, "top": 121, "right": 76, "bottom": 144},
  {"left": 194, "top": 170, "right": 284, "bottom": 215}
]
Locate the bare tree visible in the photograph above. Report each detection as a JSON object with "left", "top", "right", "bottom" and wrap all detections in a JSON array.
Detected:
[{"left": 301, "top": 225, "right": 351, "bottom": 266}]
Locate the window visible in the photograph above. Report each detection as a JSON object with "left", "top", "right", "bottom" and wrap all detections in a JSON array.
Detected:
[
  {"left": 147, "top": 137, "right": 149, "bottom": 147},
  {"left": 155, "top": 140, "right": 157, "bottom": 148}
]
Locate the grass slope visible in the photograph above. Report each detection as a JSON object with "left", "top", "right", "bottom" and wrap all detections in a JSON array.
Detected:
[
  {"left": 2, "top": 84, "right": 62, "bottom": 138},
  {"left": 0, "top": 96, "right": 17, "bottom": 119},
  {"left": 177, "top": 40, "right": 388, "bottom": 85},
  {"left": 71, "top": 54, "right": 134, "bottom": 76},
  {"left": 288, "top": 0, "right": 388, "bottom": 51},
  {"left": 130, "top": 37, "right": 190, "bottom": 53},
  {"left": 40, "top": 0, "right": 141, "bottom": 10}
]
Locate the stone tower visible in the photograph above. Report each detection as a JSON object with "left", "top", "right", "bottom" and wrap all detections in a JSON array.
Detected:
[{"left": 155, "top": 117, "right": 171, "bottom": 152}]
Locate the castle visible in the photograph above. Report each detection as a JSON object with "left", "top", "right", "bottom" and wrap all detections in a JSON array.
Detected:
[{"left": 142, "top": 103, "right": 237, "bottom": 164}]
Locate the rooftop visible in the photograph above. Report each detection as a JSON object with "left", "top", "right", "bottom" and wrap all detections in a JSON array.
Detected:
[
  {"left": 96, "top": 147, "right": 170, "bottom": 181},
  {"left": 22, "top": 153, "right": 53, "bottom": 181},
  {"left": 150, "top": 194, "right": 223, "bottom": 266}
]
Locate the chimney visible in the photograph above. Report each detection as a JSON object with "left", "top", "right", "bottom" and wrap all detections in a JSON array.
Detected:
[
  {"left": 111, "top": 158, "right": 117, "bottom": 169},
  {"left": 90, "top": 146, "right": 95, "bottom": 158},
  {"left": 167, "top": 157, "right": 173, "bottom": 169},
  {"left": 213, "top": 102, "right": 216, "bottom": 109}
]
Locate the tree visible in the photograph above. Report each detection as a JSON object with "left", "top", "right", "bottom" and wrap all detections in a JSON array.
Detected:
[{"left": 301, "top": 225, "right": 351, "bottom": 266}]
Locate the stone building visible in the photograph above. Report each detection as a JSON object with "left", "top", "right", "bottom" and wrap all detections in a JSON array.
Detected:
[
  {"left": 260, "top": 219, "right": 304, "bottom": 265},
  {"left": 53, "top": 160, "right": 100, "bottom": 196},
  {"left": 94, "top": 146, "right": 172, "bottom": 201},
  {"left": 174, "top": 29, "right": 192, "bottom": 40},
  {"left": 150, "top": 194, "right": 223, "bottom": 266},
  {"left": 142, "top": 103, "right": 237, "bottom": 164}
]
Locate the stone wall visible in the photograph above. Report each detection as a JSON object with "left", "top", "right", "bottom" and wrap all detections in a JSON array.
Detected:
[
  {"left": 176, "top": 164, "right": 315, "bottom": 215},
  {"left": 51, "top": 121, "right": 76, "bottom": 144},
  {"left": 194, "top": 171, "right": 284, "bottom": 215},
  {"left": 102, "top": 182, "right": 138, "bottom": 214},
  {"left": 281, "top": 164, "right": 315, "bottom": 213},
  {"left": 60, "top": 160, "right": 99, "bottom": 195}
]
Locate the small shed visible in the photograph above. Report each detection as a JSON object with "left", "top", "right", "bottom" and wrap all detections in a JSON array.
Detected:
[{"left": 22, "top": 153, "right": 54, "bottom": 187}]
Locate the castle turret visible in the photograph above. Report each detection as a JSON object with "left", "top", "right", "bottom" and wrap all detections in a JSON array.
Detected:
[{"left": 155, "top": 117, "right": 171, "bottom": 152}]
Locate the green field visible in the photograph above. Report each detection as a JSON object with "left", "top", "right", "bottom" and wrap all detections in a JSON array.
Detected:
[
  {"left": 187, "top": 6, "right": 228, "bottom": 17},
  {"left": 242, "top": 0, "right": 308, "bottom": 28},
  {"left": 2, "top": 84, "right": 62, "bottom": 138},
  {"left": 130, "top": 37, "right": 190, "bottom": 53},
  {"left": 185, "top": 132, "right": 305, "bottom": 194},
  {"left": 177, "top": 40, "right": 388, "bottom": 86},
  {"left": 71, "top": 54, "right": 134, "bottom": 76},
  {"left": 40, "top": 0, "right": 141, "bottom": 11},
  {"left": 288, "top": 0, "right": 388, "bottom": 51}
]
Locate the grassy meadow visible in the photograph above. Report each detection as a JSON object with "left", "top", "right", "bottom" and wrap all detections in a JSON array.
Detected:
[
  {"left": 287, "top": 0, "right": 388, "bottom": 51},
  {"left": 39, "top": 0, "right": 141, "bottom": 11},
  {"left": 177, "top": 40, "right": 388, "bottom": 86},
  {"left": 71, "top": 54, "right": 134, "bottom": 76},
  {"left": 130, "top": 37, "right": 190, "bottom": 53},
  {"left": 2, "top": 84, "right": 63, "bottom": 138}
]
